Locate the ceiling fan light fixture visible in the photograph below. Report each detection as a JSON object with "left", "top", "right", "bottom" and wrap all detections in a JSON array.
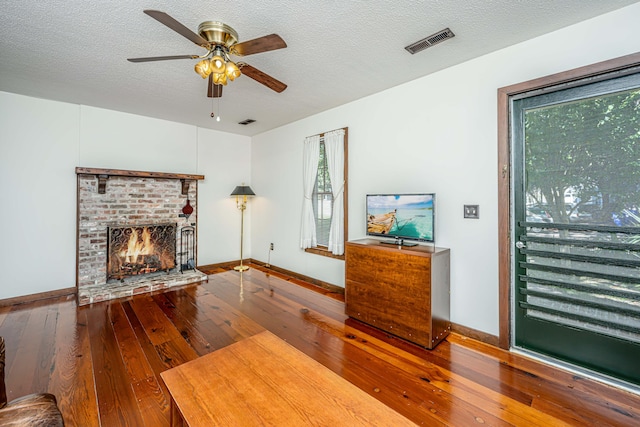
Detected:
[
  {"left": 225, "top": 61, "right": 241, "bottom": 81},
  {"left": 213, "top": 72, "right": 228, "bottom": 85},
  {"left": 129, "top": 11, "right": 287, "bottom": 97},
  {"left": 210, "top": 55, "right": 226, "bottom": 74},
  {"left": 195, "top": 59, "right": 212, "bottom": 78}
]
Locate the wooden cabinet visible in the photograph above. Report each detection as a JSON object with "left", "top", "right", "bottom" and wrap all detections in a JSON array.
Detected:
[{"left": 345, "top": 239, "right": 450, "bottom": 349}]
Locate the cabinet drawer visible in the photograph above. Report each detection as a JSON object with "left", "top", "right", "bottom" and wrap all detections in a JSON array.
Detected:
[{"left": 346, "top": 278, "right": 431, "bottom": 347}]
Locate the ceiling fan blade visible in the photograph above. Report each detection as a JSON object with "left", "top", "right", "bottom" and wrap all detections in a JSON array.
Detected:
[
  {"left": 239, "top": 63, "right": 287, "bottom": 93},
  {"left": 128, "top": 55, "right": 199, "bottom": 63},
  {"left": 144, "top": 10, "right": 209, "bottom": 47},
  {"left": 232, "top": 34, "right": 287, "bottom": 56},
  {"left": 208, "top": 75, "right": 223, "bottom": 98}
]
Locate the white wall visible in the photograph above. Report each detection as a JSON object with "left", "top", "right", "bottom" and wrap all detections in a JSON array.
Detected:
[
  {"left": 250, "top": 3, "right": 640, "bottom": 336},
  {"left": 79, "top": 106, "right": 197, "bottom": 173},
  {"left": 197, "top": 127, "right": 252, "bottom": 265},
  {"left": 0, "top": 93, "right": 250, "bottom": 300},
  {"left": 0, "top": 92, "right": 79, "bottom": 298}
]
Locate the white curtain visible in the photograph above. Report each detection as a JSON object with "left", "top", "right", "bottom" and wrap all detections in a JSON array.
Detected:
[
  {"left": 300, "top": 135, "right": 320, "bottom": 249},
  {"left": 324, "top": 129, "right": 345, "bottom": 255}
]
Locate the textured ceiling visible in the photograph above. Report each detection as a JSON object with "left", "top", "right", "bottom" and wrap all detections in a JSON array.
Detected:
[{"left": 1, "top": 1, "right": 638, "bottom": 136}]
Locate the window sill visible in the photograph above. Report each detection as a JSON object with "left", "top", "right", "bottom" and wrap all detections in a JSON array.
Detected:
[{"left": 304, "top": 246, "right": 345, "bottom": 260}]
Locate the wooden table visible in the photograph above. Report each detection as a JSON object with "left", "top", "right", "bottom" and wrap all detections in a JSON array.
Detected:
[{"left": 160, "top": 330, "right": 415, "bottom": 426}]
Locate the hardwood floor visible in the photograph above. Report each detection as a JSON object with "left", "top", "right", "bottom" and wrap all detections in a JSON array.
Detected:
[{"left": 0, "top": 267, "right": 639, "bottom": 426}]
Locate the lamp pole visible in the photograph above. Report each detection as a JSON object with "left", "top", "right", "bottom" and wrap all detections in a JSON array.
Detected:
[
  {"left": 235, "top": 195, "right": 248, "bottom": 272},
  {"left": 230, "top": 184, "right": 255, "bottom": 272}
]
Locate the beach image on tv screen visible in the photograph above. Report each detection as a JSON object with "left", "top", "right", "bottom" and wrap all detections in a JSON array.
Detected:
[{"left": 367, "top": 194, "right": 434, "bottom": 241}]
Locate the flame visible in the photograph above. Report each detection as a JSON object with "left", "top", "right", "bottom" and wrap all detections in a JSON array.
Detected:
[{"left": 124, "top": 227, "right": 154, "bottom": 264}]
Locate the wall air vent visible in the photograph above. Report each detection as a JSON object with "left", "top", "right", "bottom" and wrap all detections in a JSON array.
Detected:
[
  {"left": 404, "top": 28, "right": 455, "bottom": 54},
  {"left": 238, "top": 119, "right": 256, "bottom": 125}
]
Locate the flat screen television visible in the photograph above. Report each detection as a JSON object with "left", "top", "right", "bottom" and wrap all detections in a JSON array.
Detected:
[{"left": 366, "top": 194, "right": 435, "bottom": 245}]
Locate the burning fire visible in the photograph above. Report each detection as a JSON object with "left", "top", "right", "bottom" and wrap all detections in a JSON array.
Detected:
[
  {"left": 108, "top": 224, "right": 176, "bottom": 281},
  {"left": 121, "top": 227, "right": 154, "bottom": 263}
]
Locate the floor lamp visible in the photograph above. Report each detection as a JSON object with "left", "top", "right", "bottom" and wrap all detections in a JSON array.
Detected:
[{"left": 231, "top": 184, "right": 255, "bottom": 272}]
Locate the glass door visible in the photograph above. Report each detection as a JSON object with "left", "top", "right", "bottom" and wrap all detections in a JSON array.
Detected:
[{"left": 511, "top": 72, "right": 640, "bottom": 385}]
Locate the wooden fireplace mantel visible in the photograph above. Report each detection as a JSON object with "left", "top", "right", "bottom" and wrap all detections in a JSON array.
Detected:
[{"left": 75, "top": 167, "right": 205, "bottom": 194}]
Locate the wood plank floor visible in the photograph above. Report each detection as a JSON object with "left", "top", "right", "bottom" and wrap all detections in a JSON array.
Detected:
[{"left": 1, "top": 267, "right": 639, "bottom": 426}]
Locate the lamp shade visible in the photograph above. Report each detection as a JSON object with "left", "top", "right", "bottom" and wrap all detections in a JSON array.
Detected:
[
  {"left": 194, "top": 59, "right": 212, "bottom": 78},
  {"left": 225, "top": 61, "right": 241, "bottom": 81},
  {"left": 213, "top": 72, "right": 228, "bottom": 86},
  {"left": 210, "top": 55, "right": 226, "bottom": 74},
  {"left": 230, "top": 185, "right": 256, "bottom": 196}
]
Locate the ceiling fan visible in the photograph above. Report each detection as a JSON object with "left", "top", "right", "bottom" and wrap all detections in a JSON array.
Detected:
[{"left": 127, "top": 10, "right": 287, "bottom": 98}]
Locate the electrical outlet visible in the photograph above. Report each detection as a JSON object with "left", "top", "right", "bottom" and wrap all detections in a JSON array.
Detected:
[
  {"left": 270, "top": 243, "right": 274, "bottom": 250},
  {"left": 464, "top": 205, "right": 479, "bottom": 219}
]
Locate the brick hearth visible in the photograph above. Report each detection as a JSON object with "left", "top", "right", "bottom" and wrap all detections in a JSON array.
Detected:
[{"left": 75, "top": 168, "right": 206, "bottom": 305}]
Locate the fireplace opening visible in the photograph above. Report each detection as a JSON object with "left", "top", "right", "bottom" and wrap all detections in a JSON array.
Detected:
[{"left": 107, "top": 224, "right": 177, "bottom": 282}]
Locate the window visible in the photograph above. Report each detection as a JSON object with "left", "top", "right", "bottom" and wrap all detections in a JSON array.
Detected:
[
  {"left": 300, "top": 128, "right": 348, "bottom": 258},
  {"left": 313, "top": 141, "right": 333, "bottom": 247}
]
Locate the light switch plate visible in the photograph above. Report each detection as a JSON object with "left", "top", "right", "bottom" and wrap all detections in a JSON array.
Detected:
[{"left": 464, "top": 205, "right": 479, "bottom": 219}]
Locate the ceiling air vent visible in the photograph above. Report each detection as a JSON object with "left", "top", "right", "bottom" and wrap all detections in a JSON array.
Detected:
[
  {"left": 238, "top": 119, "right": 256, "bottom": 125},
  {"left": 405, "top": 28, "right": 455, "bottom": 54}
]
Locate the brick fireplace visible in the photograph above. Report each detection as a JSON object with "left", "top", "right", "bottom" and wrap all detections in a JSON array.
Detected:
[{"left": 76, "top": 167, "right": 207, "bottom": 305}]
